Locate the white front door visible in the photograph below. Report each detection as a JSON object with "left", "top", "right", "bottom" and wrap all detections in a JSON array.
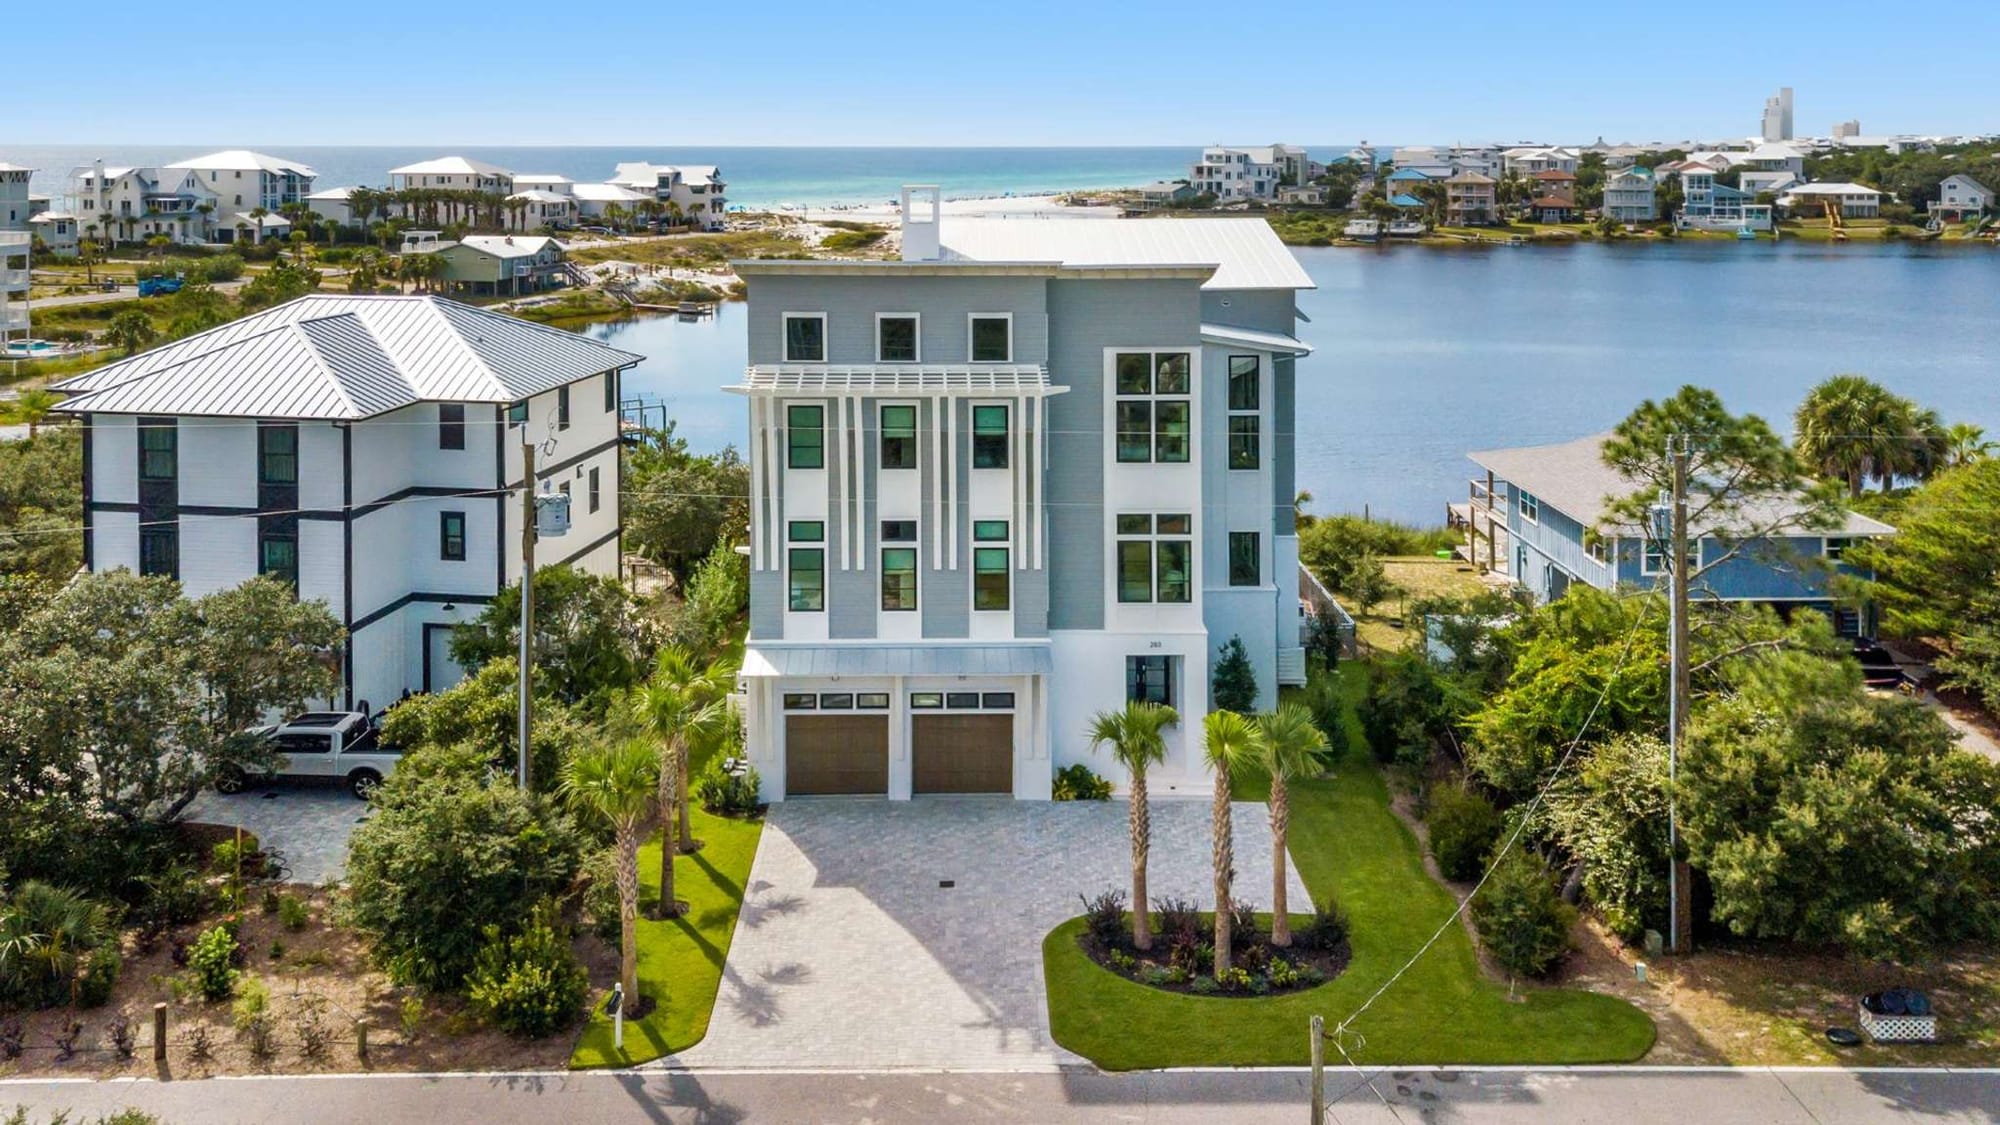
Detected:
[{"left": 426, "top": 625, "right": 467, "bottom": 694}]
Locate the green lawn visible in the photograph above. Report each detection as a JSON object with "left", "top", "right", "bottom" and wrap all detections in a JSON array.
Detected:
[
  {"left": 1043, "top": 664, "right": 1655, "bottom": 1070},
  {"left": 569, "top": 804, "right": 764, "bottom": 1067}
]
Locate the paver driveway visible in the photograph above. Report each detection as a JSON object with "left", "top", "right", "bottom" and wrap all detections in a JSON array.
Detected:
[
  {"left": 672, "top": 798, "right": 1307, "bottom": 1070},
  {"left": 183, "top": 786, "right": 371, "bottom": 885}
]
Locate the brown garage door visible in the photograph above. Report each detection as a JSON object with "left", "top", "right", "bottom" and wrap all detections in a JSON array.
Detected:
[
  {"left": 785, "top": 715, "right": 888, "bottom": 796},
  {"left": 912, "top": 714, "right": 1013, "bottom": 795}
]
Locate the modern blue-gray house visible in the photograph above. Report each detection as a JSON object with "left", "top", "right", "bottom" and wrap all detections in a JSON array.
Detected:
[
  {"left": 1459, "top": 433, "right": 1893, "bottom": 636},
  {"left": 729, "top": 187, "right": 1314, "bottom": 801}
]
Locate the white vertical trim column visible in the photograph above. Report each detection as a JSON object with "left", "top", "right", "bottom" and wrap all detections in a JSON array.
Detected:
[
  {"left": 748, "top": 397, "right": 763, "bottom": 570},
  {"left": 1033, "top": 393, "right": 1047, "bottom": 570},
  {"left": 766, "top": 399, "right": 782, "bottom": 570},
  {"left": 853, "top": 396, "right": 866, "bottom": 572},
  {"left": 945, "top": 395, "right": 958, "bottom": 571},
  {"left": 833, "top": 396, "right": 849, "bottom": 570},
  {"left": 1014, "top": 396, "right": 1026, "bottom": 571},
  {"left": 930, "top": 397, "right": 944, "bottom": 570}
]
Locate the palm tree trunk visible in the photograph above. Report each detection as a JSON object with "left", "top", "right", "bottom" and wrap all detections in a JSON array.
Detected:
[
  {"left": 676, "top": 748, "right": 694, "bottom": 853},
  {"left": 1130, "top": 768, "right": 1152, "bottom": 952},
  {"left": 616, "top": 822, "right": 642, "bottom": 1017},
  {"left": 1212, "top": 766, "right": 1234, "bottom": 979},
  {"left": 655, "top": 741, "right": 681, "bottom": 917},
  {"left": 1270, "top": 774, "right": 1292, "bottom": 947}
]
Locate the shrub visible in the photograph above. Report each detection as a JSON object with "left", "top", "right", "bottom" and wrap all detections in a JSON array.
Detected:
[
  {"left": 231, "top": 977, "right": 269, "bottom": 1031},
  {"left": 53, "top": 1018, "right": 84, "bottom": 1059},
  {"left": 1211, "top": 635, "right": 1259, "bottom": 713},
  {"left": 343, "top": 769, "right": 584, "bottom": 990},
  {"left": 465, "top": 901, "right": 589, "bottom": 1038},
  {"left": 0, "top": 882, "right": 116, "bottom": 1010},
  {"left": 186, "top": 925, "right": 240, "bottom": 1002},
  {"left": 241, "top": 1010, "right": 277, "bottom": 1058},
  {"left": 1229, "top": 901, "right": 1261, "bottom": 946},
  {"left": 1297, "top": 897, "right": 1352, "bottom": 953},
  {"left": 1052, "top": 763, "right": 1113, "bottom": 802},
  {"left": 1299, "top": 514, "right": 1454, "bottom": 596},
  {"left": 133, "top": 863, "right": 214, "bottom": 934},
  {"left": 0, "top": 1017, "right": 23, "bottom": 1059},
  {"left": 108, "top": 1010, "right": 136, "bottom": 1059},
  {"left": 692, "top": 759, "right": 761, "bottom": 816},
  {"left": 400, "top": 992, "right": 425, "bottom": 1044},
  {"left": 1188, "top": 975, "right": 1220, "bottom": 995},
  {"left": 1078, "top": 889, "right": 1126, "bottom": 946},
  {"left": 180, "top": 1021, "right": 213, "bottom": 1062},
  {"left": 277, "top": 894, "right": 310, "bottom": 931},
  {"left": 1471, "top": 850, "right": 1576, "bottom": 980},
  {"left": 291, "top": 990, "right": 331, "bottom": 1060},
  {"left": 76, "top": 945, "right": 120, "bottom": 1008},
  {"left": 1426, "top": 782, "right": 1504, "bottom": 882},
  {"left": 578, "top": 848, "right": 622, "bottom": 940},
  {"left": 1151, "top": 896, "right": 1201, "bottom": 948}
]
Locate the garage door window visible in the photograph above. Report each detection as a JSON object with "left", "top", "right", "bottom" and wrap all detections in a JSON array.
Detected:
[{"left": 783, "top": 693, "right": 816, "bottom": 709}]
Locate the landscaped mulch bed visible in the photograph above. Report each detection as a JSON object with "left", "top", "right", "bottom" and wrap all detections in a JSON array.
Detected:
[{"left": 1076, "top": 908, "right": 1350, "bottom": 998}]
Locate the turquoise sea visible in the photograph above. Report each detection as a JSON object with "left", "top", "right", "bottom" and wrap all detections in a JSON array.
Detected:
[{"left": 6, "top": 145, "right": 1199, "bottom": 209}]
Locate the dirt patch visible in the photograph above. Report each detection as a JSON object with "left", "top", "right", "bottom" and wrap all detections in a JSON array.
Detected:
[{"left": 0, "top": 886, "right": 607, "bottom": 1078}]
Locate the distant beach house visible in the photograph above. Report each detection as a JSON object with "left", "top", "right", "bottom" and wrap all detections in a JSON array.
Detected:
[
  {"left": 307, "top": 186, "right": 363, "bottom": 228},
  {"left": 1737, "top": 169, "right": 1801, "bottom": 199},
  {"left": 1443, "top": 172, "right": 1497, "bottom": 225},
  {"left": 423, "top": 235, "right": 570, "bottom": 297},
  {"left": 1190, "top": 147, "right": 1285, "bottom": 203},
  {"left": 1674, "top": 166, "right": 1773, "bottom": 231},
  {"left": 1527, "top": 170, "right": 1577, "bottom": 223},
  {"left": 2, "top": 231, "right": 27, "bottom": 345},
  {"left": 1929, "top": 174, "right": 1991, "bottom": 221},
  {"left": 567, "top": 182, "right": 652, "bottom": 222},
  {"left": 166, "top": 150, "right": 317, "bottom": 216},
  {"left": 50, "top": 294, "right": 640, "bottom": 711},
  {"left": 1, "top": 163, "right": 33, "bottom": 230},
  {"left": 1776, "top": 182, "right": 1884, "bottom": 219},
  {"left": 1735, "top": 142, "right": 1806, "bottom": 177},
  {"left": 1457, "top": 434, "right": 1893, "bottom": 636},
  {"left": 387, "top": 156, "right": 516, "bottom": 194},
  {"left": 1502, "top": 146, "right": 1580, "bottom": 178},
  {"left": 1135, "top": 180, "right": 1195, "bottom": 211},
  {"left": 1601, "top": 166, "right": 1657, "bottom": 222},
  {"left": 68, "top": 162, "right": 218, "bottom": 246},
  {"left": 1277, "top": 184, "right": 1326, "bottom": 206},
  {"left": 606, "top": 163, "right": 729, "bottom": 230},
  {"left": 29, "top": 211, "right": 79, "bottom": 257}
]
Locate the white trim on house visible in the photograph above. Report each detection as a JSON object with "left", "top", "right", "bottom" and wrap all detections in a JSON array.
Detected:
[
  {"left": 874, "top": 311, "right": 921, "bottom": 363},
  {"left": 781, "top": 312, "right": 828, "bottom": 363},
  {"left": 966, "top": 312, "right": 1013, "bottom": 363}
]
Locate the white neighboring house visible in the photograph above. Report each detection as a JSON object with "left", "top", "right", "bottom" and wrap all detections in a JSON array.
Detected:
[
  {"left": 307, "top": 187, "right": 367, "bottom": 228},
  {"left": 1930, "top": 174, "right": 1991, "bottom": 220},
  {"left": 1777, "top": 181, "right": 1885, "bottom": 218},
  {"left": 568, "top": 182, "right": 651, "bottom": 223},
  {"left": 1, "top": 230, "right": 27, "bottom": 345},
  {"left": 388, "top": 156, "right": 516, "bottom": 194},
  {"left": 1189, "top": 147, "right": 1282, "bottom": 203},
  {"left": 165, "top": 150, "right": 317, "bottom": 224},
  {"left": 69, "top": 161, "right": 221, "bottom": 245},
  {"left": 605, "top": 162, "right": 729, "bottom": 230},
  {"left": 29, "top": 211, "right": 80, "bottom": 257},
  {"left": 1738, "top": 169, "right": 1801, "bottom": 198},
  {"left": 506, "top": 190, "right": 576, "bottom": 231},
  {"left": 1601, "top": 167, "right": 1658, "bottom": 221},
  {"left": 51, "top": 295, "right": 642, "bottom": 712},
  {"left": 0, "top": 163, "right": 33, "bottom": 230},
  {"left": 1502, "top": 146, "right": 1580, "bottom": 177}
]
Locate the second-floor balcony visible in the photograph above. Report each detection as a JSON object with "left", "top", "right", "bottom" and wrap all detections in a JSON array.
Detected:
[
  {"left": 1447, "top": 476, "right": 1511, "bottom": 576},
  {"left": 0, "top": 302, "right": 29, "bottom": 332}
]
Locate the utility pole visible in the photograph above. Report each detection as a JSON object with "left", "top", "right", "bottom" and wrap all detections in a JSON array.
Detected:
[
  {"left": 518, "top": 438, "right": 536, "bottom": 790},
  {"left": 1666, "top": 435, "right": 1693, "bottom": 954}
]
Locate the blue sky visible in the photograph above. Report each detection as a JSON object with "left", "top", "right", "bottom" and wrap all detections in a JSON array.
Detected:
[{"left": 15, "top": 1, "right": 1997, "bottom": 145}]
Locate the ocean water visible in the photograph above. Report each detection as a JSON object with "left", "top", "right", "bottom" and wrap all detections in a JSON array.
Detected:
[
  {"left": 6, "top": 145, "right": 1197, "bottom": 209},
  {"left": 590, "top": 240, "right": 2000, "bottom": 524}
]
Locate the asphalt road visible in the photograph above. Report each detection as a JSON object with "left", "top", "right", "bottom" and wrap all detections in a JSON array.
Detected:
[{"left": 3, "top": 1066, "right": 1997, "bottom": 1123}]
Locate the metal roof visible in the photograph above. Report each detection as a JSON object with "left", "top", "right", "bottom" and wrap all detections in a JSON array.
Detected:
[
  {"left": 454, "top": 235, "right": 559, "bottom": 259},
  {"left": 166, "top": 149, "right": 317, "bottom": 177},
  {"left": 54, "top": 295, "right": 644, "bottom": 420},
  {"left": 387, "top": 156, "right": 513, "bottom": 177},
  {"left": 936, "top": 217, "right": 1315, "bottom": 292},
  {"left": 740, "top": 643, "right": 1053, "bottom": 678},
  {"left": 1199, "top": 323, "right": 1312, "bottom": 356}
]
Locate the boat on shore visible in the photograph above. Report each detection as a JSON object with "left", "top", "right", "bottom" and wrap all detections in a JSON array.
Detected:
[
  {"left": 1342, "top": 218, "right": 1381, "bottom": 242},
  {"left": 1387, "top": 219, "right": 1428, "bottom": 238}
]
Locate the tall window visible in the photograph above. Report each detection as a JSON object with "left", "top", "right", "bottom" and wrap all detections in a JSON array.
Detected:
[
  {"left": 138, "top": 523, "right": 177, "bottom": 578},
  {"left": 789, "top": 521, "right": 825, "bottom": 611},
  {"left": 786, "top": 404, "right": 824, "bottom": 469},
  {"left": 973, "top": 520, "right": 1009, "bottom": 611},
  {"left": 556, "top": 386, "right": 571, "bottom": 430},
  {"left": 1127, "top": 655, "right": 1174, "bottom": 706},
  {"left": 259, "top": 528, "right": 298, "bottom": 586},
  {"left": 1517, "top": 489, "right": 1539, "bottom": 524},
  {"left": 1229, "top": 531, "right": 1260, "bottom": 586},
  {"left": 878, "top": 314, "right": 918, "bottom": 362},
  {"left": 439, "top": 511, "right": 466, "bottom": 561},
  {"left": 880, "top": 404, "right": 917, "bottom": 469},
  {"left": 438, "top": 403, "right": 465, "bottom": 450},
  {"left": 1226, "top": 355, "right": 1260, "bottom": 470},
  {"left": 258, "top": 423, "right": 298, "bottom": 485},
  {"left": 588, "top": 466, "right": 601, "bottom": 514},
  {"left": 881, "top": 547, "right": 917, "bottom": 611},
  {"left": 972, "top": 404, "right": 1009, "bottom": 469},
  {"left": 784, "top": 313, "right": 826, "bottom": 362},
  {"left": 1115, "top": 513, "right": 1192, "bottom": 603},
  {"left": 138, "top": 420, "right": 177, "bottom": 482},
  {"left": 1113, "top": 352, "right": 1191, "bottom": 463},
  {"left": 969, "top": 315, "right": 1011, "bottom": 362},
  {"left": 603, "top": 371, "right": 617, "bottom": 414}
]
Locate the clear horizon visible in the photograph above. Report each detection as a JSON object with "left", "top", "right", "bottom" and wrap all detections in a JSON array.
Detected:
[{"left": 13, "top": 1, "right": 1997, "bottom": 147}]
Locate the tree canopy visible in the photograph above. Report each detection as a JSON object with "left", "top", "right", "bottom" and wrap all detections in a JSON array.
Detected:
[
  {"left": 449, "top": 564, "right": 656, "bottom": 708},
  {"left": 622, "top": 425, "right": 750, "bottom": 584}
]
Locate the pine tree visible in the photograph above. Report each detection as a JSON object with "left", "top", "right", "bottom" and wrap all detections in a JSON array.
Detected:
[{"left": 1211, "top": 635, "right": 1258, "bottom": 714}]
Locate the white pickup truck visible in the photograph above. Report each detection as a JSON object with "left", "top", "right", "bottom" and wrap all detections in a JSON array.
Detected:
[{"left": 216, "top": 711, "right": 403, "bottom": 799}]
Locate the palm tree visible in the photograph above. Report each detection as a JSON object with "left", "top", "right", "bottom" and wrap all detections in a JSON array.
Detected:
[
  {"left": 1257, "top": 704, "right": 1328, "bottom": 948},
  {"left": 1202, "top": 709, "right": 1258, "bottom": 979},
  {"left": 561, "top": 739, "right": 658, "bottom": 1019},
  {"left": 0, "top": 389, "right": 62, "bottom": 438},
  {"left": 105, "top": 309, "right": 157, "bottom": 355},
  {"left": 1943, "top": 423, "right": 1996, "bottom": 468},
  {"left": 624, "top": 654, "right": 726, "bottom": 915},
  {"left": 1794, "top": 374, "right": 1905, "bottom": 497},
  {"left": 76, "top": 238, "right": 101, "bottom": 285},
  {"left": 1086, "top": 700, "right": 1179, "bottom": 951},
  {"left": 650, "top": 647, "right": 733, "bottom": 853}
]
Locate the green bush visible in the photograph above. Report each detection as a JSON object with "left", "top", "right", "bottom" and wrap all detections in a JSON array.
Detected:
[
  {"left": 277, "top": 894, "right": 310, "bottom": 931},
  {"left": 231, "top": 976, "right": 270, "bottom": 1031},
  {"left": 0, "top": 881, "right": 116, "bottom": 1009},
  {"left": 1052, "top": 763, "right": 1113, "bottom": 801},
  {"left": 342, "top": 769, "right": 584, "bottom": 990},
  {"left": 1297, "top": 896, "right": 1351, "bottom": 952},
  {"left": 465, "top": 901, "right": 589, "bottom": 1038},
  {"left": 1299, "top": 514, "right": 1454, "bottom": 595},
  {"left": 186, "top": 924, "right": 240, "bottom": 1001},
  {"left": 1426, "top": 782, "right": 1503, "bottom": 882},
  {"left": 578, "top": 848, "right": 621, "bottom": 940},
  {"left": 1470, "top": 850, "right": 1575, "bottom": 979},
  {"left": 693, "top": 758, "right": 762, "bottom": 816},
  {"left": 76, "top": 945, "right": 120, "bottom": 1008},
  {"left": 1357, "top": 651, "right": 1450, "bottom": 768}
]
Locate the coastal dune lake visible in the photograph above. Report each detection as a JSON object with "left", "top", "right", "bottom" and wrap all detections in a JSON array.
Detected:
[{"left": 602, "top": 240, "right": 1998, "bottom": 524}]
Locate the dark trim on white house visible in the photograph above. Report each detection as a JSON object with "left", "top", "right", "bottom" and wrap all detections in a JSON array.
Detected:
[
  {"left": 81, "top": 416, "right": 94, "bottom": 570},
  {"left": 341, "top": 423, "right": 355, "bottom": 709}
]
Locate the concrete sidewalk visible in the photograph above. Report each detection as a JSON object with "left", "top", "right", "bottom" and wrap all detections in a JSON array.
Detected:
[{"left": 3, "top": 1066, "right": 1996, "bottom": 1123}]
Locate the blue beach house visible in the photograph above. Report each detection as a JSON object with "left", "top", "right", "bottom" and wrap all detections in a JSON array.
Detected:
[{"left": 1456, "top": 434, "right": 1894, "bottom": 636}]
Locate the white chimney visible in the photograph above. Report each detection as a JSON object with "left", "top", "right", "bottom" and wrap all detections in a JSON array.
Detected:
[{"left": 900, "top": 185, "right": 941, "bottom": 261}]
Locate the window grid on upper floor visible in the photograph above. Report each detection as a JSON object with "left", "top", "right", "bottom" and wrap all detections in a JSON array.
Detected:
[
  {"left": 1226, "top": 355, "right": 1260, "bottom": 471},
  {"left": 1115, "top": 512, "right": 1192, "bottom": 604},
  {"left": 1113, "top": 352, "right": 1191, "bottom": 464}
]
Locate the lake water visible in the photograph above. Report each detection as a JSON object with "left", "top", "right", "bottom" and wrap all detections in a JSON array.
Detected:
[{"left": 595, "top": 240, "right": 2000, "bottom": 525}]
